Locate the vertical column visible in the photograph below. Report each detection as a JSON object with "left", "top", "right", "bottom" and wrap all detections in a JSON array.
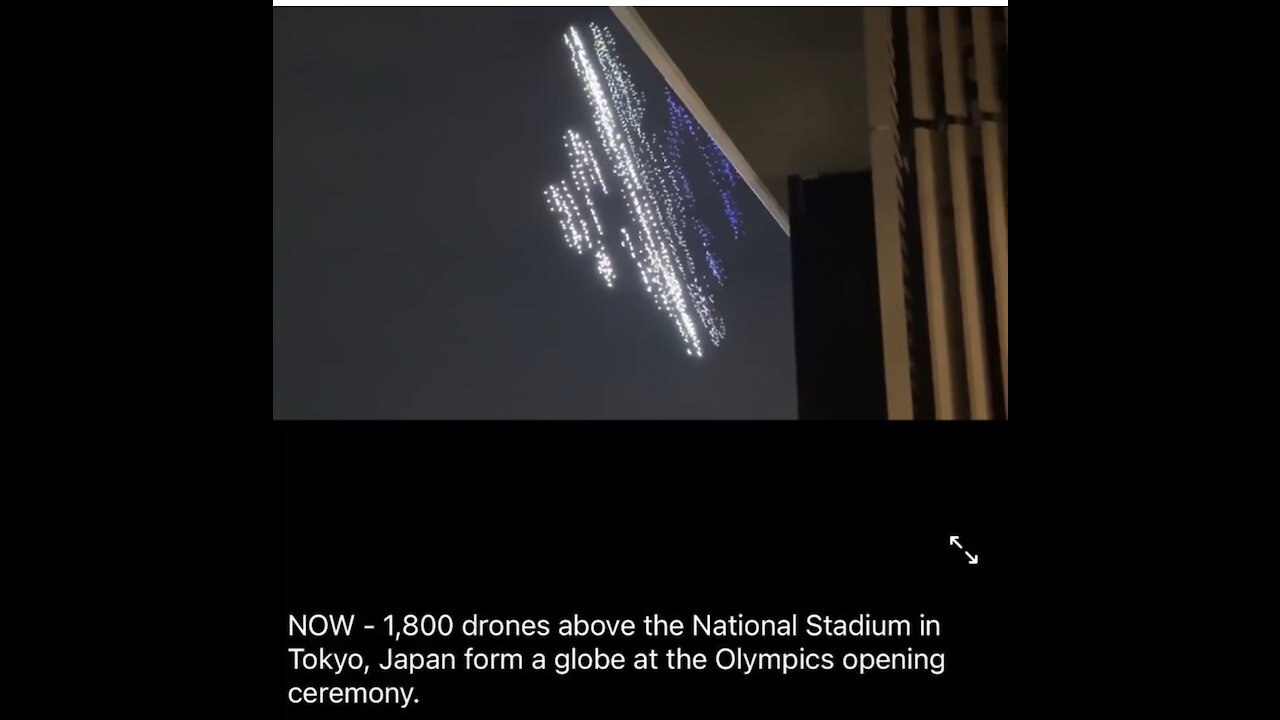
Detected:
[
  {"left": 972, "top": 6, "right": 1009, "bottom": 411},
  {"left": 865, "top": 6, "right": 913, "bottom": 419},
  {"left": 908, "top": 7, "right": 966, "bottom": 419},
  {"left": 939, "top": 7, "right": 995, "bottom": 419}
]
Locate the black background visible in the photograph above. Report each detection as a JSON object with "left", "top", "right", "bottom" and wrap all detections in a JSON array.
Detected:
[{"left": 278, "top": 422, "right": 1008, "bottom": 717}]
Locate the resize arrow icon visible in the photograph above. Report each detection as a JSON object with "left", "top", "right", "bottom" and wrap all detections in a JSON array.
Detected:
[{"left": 950, "top": 536, "right": 979, "bottom": 565}]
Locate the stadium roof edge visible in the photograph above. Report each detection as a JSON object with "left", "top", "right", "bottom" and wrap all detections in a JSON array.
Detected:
[{"left": 611, "top": 6, "right": 791, "bottom": 237}]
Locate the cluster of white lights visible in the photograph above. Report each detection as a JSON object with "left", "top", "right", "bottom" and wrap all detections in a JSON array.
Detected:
[
  {"left": 544, "top": 129, "right": 616, "bottom": 287},
  {"left": 647, "top": 95, "right": 725, "bottom": 346},
  {"left": 545, "top": 23, "right": 737, "bottom": 358}
]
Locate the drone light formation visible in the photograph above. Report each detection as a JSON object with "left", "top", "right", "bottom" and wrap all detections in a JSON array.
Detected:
[
  {"left": 665, "top": 88, "right": 744, "bottom": 242},
  {"left": 544, "top": 23, "right": 745, "bottom": 358},
  {"left": 545, "top": 128, "right": 615, "bottom": 287}
]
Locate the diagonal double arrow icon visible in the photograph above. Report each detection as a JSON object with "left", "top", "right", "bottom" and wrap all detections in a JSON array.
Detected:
[{"left": 949, "top": 536, "right": 979, "bottom": 565}]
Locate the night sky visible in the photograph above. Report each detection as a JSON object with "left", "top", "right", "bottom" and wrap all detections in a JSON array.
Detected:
[{"left": 273, "top": 7, "right": 797, "bottom": 419}]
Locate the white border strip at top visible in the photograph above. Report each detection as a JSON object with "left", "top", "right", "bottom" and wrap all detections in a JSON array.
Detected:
[
  {"left": 610, "top": 6, "right": 790, "bottom": 235},
  {"left": 274, "top": 3, "right": 1009, "bottom": 8}
]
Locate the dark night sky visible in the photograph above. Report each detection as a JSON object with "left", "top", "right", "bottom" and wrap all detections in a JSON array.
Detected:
[{"left": 273, "top": 7, "right": 797, "bottom": 419}]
